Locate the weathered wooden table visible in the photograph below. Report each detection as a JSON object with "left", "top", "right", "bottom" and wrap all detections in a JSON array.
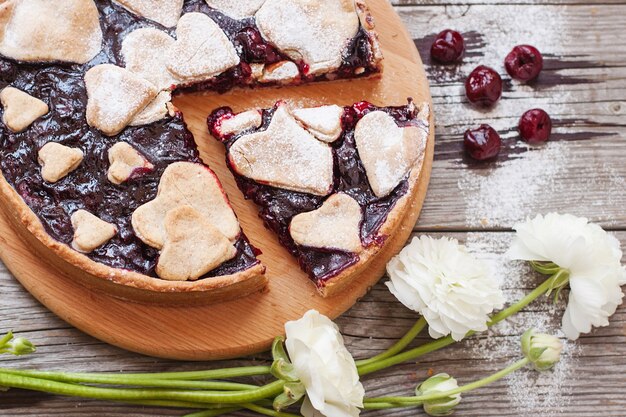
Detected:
[{"left": 1, "top": 1, "right": 624, "bottom": 416}]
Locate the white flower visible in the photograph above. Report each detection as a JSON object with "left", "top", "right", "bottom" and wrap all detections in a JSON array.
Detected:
[
  {"left": 386, "top": 236, "right": 504, "bottom": 341},
  {"left": 284, "top": 310, "right": 364, "bottom": 417},
  {"left": 507, "top": 213, "right": 626, "bottom": 340}
]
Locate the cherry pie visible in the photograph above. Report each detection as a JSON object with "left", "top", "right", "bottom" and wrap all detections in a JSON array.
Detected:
[{"left": 0, "top": 0, "right": 386, "bottom": 302}]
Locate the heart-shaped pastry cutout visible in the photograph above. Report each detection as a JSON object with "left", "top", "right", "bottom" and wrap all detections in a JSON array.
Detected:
[
  {"left": 0, "top": 87, "right": 49, "bottom": 133},
  {"left": 205, "top": 0, "right": 267, "bottom": 19},
  {"left": 114, "top": 0, "right": 183, "bottom": 28},
  {"left": 85, "top": 64, "right": 158, "bottom": 136},
  {"left": 71, "top": 210, "right": 117, "bottom": 253},
  {"left": 292, "top": 105, "right": 344, "bottom": 143},
  {"left": 122, "top": 28, "right": 177, "bottom": 91},
  {"left": 0, "top": 0, "right": 102, "bottom": 64},
  {"left": 132, "top": 161, "right": 240, "bottom": 249},
  {"left": 354, "top": 110, "right": 427, "bottom": 198},
  {"left": 107, "top": 142, "right": 154, "bottom": 185},
  {"left": 156, "top": 205, "right": 237, "bottom": 281},
  {"left": 166, "top": 13, "right": 240, "bottom": 82},
  {"left": 256, "top": 0, "right": 359, "bottom": 75},
  {"left": 130, "top": 91, "right": 173, "bottom": 126},
  {"left": 217, "top": 110, "right": 263, "bottom": 137},
  {"left": 38, "top": 142, "right": 84, "bottom": 183},
  {"left": 228, "top": 104, "right": 333, "bottom": 196},
  {"left": 290, "top": 193, "right": 363, "bottom": 253}
]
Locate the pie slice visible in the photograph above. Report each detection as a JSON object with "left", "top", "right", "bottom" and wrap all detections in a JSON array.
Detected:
[{"left": 208, "top": 99, "right": 430, "bottom": 296}]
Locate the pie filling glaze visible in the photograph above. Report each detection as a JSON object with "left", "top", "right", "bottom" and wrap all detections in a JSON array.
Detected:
[
  {"left": 208, "top": 101, "right": 428, "bottom": 285},
  {"left": 0, "top": 0, "right": 382, "bottom": 284}
]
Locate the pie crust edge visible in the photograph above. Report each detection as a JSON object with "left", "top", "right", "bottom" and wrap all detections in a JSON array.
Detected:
[
  {"left": 317, "top": 103, "right": 430, "bottom": 297},
  {"left": 0, "top": 171, "right": 267, "bottom": 305}
]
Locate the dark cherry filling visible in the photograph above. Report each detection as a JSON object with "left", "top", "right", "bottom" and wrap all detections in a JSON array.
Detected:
[{"left": 208, "top": 102, "right": 416, "bottom": 284}]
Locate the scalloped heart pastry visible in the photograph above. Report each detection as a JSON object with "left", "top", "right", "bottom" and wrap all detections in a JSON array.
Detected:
[
  {"left": 122, "top": 28, "right": 177, "bottom": 91},
  {"left": 38, "top": 142, "right": 84, "bottom": 184},
  {"left": 85, "top": 64, "right": 158, "bottom": 136},
  {"left": 228, "top": 104, "right": 333, "bottom": 196},
  {"left": 71, "top": 210, "right": 118, "bottom": 254},
  {"left": 114, "top": 0, "right": 183, "bottom": 28},
  {"left": 156, "top": 205, "right": 237, "bottom": 281},
  {"left": 0, "top": 86, "right": 48, "bottom": 133},
  {"left": 132, "top": 161, "right": 240, "bottom": 250},
  {"left": 107, "top": 142, "right": 154, "bottom": 185},
  {"left": 0, "top": 0, "right": 102, "bottom": 64},
  {"left": 354, "top": 110, "right": 427, "bottom": 198},
  {"left": 166, "top": 13, "right": 240, "bottom": 82},
  {"left": 290, "top": 193, "right": 363, "bottom": 253},
  {"left": 256, "top": 0, "right": 359, "bottom": 75}
]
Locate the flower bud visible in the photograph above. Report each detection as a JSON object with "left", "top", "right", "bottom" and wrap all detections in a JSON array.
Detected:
[
  {"left": 8, "top": 337, "right": 36, "bottom": 356},
  {"left": 416, "top": 373, "right": 462, "bottom": 416},
  {"left": 521, "top": 328, "right": 562, "bottom": 371}
]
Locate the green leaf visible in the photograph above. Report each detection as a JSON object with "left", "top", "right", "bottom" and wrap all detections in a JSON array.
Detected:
[
  {"left": 273, "top": 382, "right": 306, "bottom": 411},
  {"left": 270, "top": 359, "right": 299, "bottom": 382},
  {"left": 271, "top": 336, "right": 289, "bottom": 362}
]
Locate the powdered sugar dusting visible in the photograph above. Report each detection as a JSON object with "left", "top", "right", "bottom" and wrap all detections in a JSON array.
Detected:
[
  {"left": 458, "top": 141, "right": 568, "bottom": 228},
  {"left": 464, "top": 232, "right": 579, "bottom": 416},
  {"left": 255, "top": 0, "right": 360, "bottom": 75},
  {"left": 354, "top": 111, "right": 422, "bottom": 197},
  {"left": 229, "top": 105, "right": 334, "bottom": 196},
  {"left": 114, "top": 0, "right": 183, "bottom": 28},
  {"left": 166, "top": 13, "right": 240, "bottom": 82},
  {"left": 85, "top": 64, "right": 157, "bottom": 136},
  {"left": 205, "top": 0, "right": 267, "bottom": 19}
]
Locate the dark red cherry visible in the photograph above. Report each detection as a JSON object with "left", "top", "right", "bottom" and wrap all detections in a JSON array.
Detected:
[
  {"left": 505, "top": 45, "right": 543, "bottom": 81},
  {"left": 464, "top": 124, "right": 501, "bottom": 160},
  {"left": 519, "top": 109, "right": 552, "bottom": 143},
  {"left": 465, "top": 65, "right": 502, "bottom": 107},
  {"left": 430, "top": 29, "right": 465, "bottom": 64}
]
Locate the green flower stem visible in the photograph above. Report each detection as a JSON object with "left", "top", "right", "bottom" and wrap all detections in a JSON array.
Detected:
[
  {"left": 363, "top": 357, "right": 530, "bottom": 409},
  {"left": 358, "top": 278, "right": 554, "bottom": 376},
  {"left": 124, "top": 400, "right": 230, "bottom": 409},
  {"left": 0, "top": 372, "right": 284, "bottom": 404},
  {"left": 244, "top": 403, "right": 302, "bottom": 417},
  {"left": 0, "top": 369, "right": 256, "bottom": 391},
  {"left": 356, "top": 317, "right": 427, "bottom": 368},
  {"left": 184, "top": 407, "right": 242, "bottom": 417},
  {"left": 25, "top": 366, "right": 272, "bottom": 381}
]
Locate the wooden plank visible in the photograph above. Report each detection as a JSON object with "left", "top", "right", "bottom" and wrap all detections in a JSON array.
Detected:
[
  {"left": 394, "top": 4, "right": 626, "bottom": 230},
  {"left": 2, "top": 231, "right": 625, "bottom": 416}
]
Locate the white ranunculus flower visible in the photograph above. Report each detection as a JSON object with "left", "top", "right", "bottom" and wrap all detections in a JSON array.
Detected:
[
  {"left": 507, "top": 213, "right": 626, "bottom": 340},
  {"left": 386, "top": 236, "right": 504, "bottom": 341},
  {"left": 284, "top": 310, "right": 364, "bottom": 417}
]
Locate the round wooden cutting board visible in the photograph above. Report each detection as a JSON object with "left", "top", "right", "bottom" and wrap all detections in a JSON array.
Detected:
[{"left": 0, "top": 0, "right": 434, "bottom": 360}]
